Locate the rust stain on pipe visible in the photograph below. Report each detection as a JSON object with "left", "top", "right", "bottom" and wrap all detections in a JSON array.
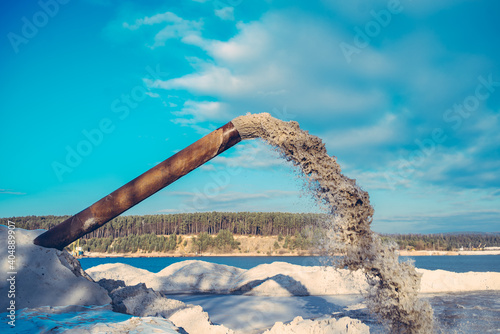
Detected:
[{"left": 34, "top": 121, "right": 242, "bottom": 250}]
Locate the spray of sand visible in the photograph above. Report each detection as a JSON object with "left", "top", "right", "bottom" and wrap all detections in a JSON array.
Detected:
[{"left": 232, "top": 113, "right": 434, "bottom": 333}]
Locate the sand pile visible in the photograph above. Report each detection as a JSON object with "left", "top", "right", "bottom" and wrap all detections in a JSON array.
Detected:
[
  {"left": 87, "top": 261, "right": 366, "bottom": 295},
  {"left": 88, "top": 260, "right": 245, "bottom": 294},
  {"left": 232, "top": 262, "right": 367, "bottom": 296},
  {"left": 263, "top": 316, "right": 370, "bottom": 334},
  {"left": 233, "top": 113, "right": 434, "bottom": 333},
  {"left": 98, "top": 278, "right": 234, "bottom": 334},
  {"left": 0, "top": 225, "right": 110, "bottom": 309},
  {"left": 418, "top": 269, "right": 500, "bottom": 293},
  {"left": 86, "top": 260, "right": 500, "bottom": 296},
  {"left": 83, "top": 262, "right": 152, "bottom": 284}
]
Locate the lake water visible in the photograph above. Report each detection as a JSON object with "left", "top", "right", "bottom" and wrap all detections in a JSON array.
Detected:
[{"left": 79, "top": 254, "right": 500, "bottom": 273}]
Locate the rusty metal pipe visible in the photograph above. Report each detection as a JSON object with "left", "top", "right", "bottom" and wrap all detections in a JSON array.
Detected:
[{"left": 34, "top": 122, "right": 242, "bottom": 250}]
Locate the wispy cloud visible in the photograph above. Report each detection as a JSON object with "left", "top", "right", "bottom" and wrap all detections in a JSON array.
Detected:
[
  {"left": 171, "top": 100, "right": 232, "bottom": 125},
  {"left": 117, "top": 3, "right": 500, "bottom": 233},
  {"left": 215, "top": 7, "right": 234, "bottom": 21},
  {"left": 137, "top": 8, "right": 498, "bottom": 194},
  {"left": 169, "top": 189, "right": 297, "bottom": 203},
  {"left": 158, "top": 189, "right": 301, "bottom": 213},
  {"left": 211, "top": 141, "right": 286, "bottom": 170},
  {"left": 0, "top": 189, "right": 26, "bottom": 195},
  {"left": 123, "top": 11, "right": 203, "bottom": 48},
  {"left": 145, "top": 91, "right": 160, "bottom": 98},
  {"left": 374, "top": 210, "right": 500, "bottom": 234}
]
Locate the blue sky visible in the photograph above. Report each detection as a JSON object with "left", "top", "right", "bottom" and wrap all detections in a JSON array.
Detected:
[{"left": 1, "top": 0, "right": 499, "bottom": 233}]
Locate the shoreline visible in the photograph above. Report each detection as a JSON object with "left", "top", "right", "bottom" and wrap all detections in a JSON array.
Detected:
[
  {"left": 80, "top": 251, "right": 309, "bottom": 258},
  {"left": 79, "top": 250, "right": 500, "bottom": 258},
  {"left": 398, "top": 250, "right": 500, "bottom": 256}
]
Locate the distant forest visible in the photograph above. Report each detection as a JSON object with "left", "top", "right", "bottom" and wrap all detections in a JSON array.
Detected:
[
  {"left": 2, "top": 212, "right": 323, "bottom": 238},
  {"left": 2, "top": 213, "right": 499, "bottom": 253}
]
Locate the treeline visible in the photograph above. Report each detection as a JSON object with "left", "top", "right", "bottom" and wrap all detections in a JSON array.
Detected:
[
  {"left": 78, "top": 229, "right": 314, "bottom": 254},
  {"left": 1, "top": 212, "right": 325, "bottom": 238},
  {"left": 382, "top": 233, "right": 500, "bottom": 251},
  {"left": 80, "top": 230, "right": 240, "bottom": 254},
  {"left": 2, "top": 214, "right": 499, "bottom": 252},
  {"left": 81, "top": 234, "right": 182, "bottom": 253}
]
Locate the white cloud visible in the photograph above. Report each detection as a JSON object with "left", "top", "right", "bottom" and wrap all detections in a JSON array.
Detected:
[
  {"left": 348, "top": 168, "right": 408, "bottom": 191},
  {"left": 171, "top": 100, "right": 232, "bottom": 125},
  {"left": 142, "top": 12, "right": 395, "bottom": 123},
  {"left": 146, "top": 64, "right": 247, "bottom": 96},
  {"left": 145, "top": 91, "right": 160, "bottom": 98},
  {"left": 130, "top": 7, "right": 497, "bottom": 195},
  {"left": 325, "top": 113, "right": 399, "bottom": 150},
  {"left": 215, "top": 7, "right": 234, "bottom": 20},
  {"left": 123, "top": 11, "right": 203, "bottom": 48},
  {"left": 204, "top": 22, "right": 271, "bottom": 63},
  {"left": 350, "top": 110, "right": 500, "bottom": 193},
  {"left": 200, "top": 164, "right": 217, "bottom": 172},
  {"left": 126, "top": 7, "right": 491, "bottom": 133},
  {"left": 211, "top": 140, "right": 286, "bottom": 170}
]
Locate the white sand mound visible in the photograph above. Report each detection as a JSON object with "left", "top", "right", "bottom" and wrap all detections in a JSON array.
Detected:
[
  {"left": 233, "top": 262, "right": 366, "bottom": 296},
  {"left": 0, "top": 226, "right": 110, "bottom": 309},
  {"left": 169, "top": 306, "right": 233, "bottom": 334},
  {"left": 87, "top": 260, "right": 500, "bottom": 297},
  {"left": 153, "top": 260, "right": 245, "bottom": 293},
  {"left": 99, "top": 278, "right": 234, "bottom": 334},
  {"left": 88, "top": 260, "right": 245, "bottom": 294},
  {"left": 418, "top": 269, "right": 500, "bottom": 293},
  {"left": 85, "top": 262, "right": 152, "bottom": 285},
  {"left": 245, "top": 279, "right": 295, "bottom": 297},
  {"left": 263, "top": 315, "right": 370, "bottom": 334}
]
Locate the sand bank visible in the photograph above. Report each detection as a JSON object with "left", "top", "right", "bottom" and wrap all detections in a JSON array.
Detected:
[{"left": 86, "top": 260, "right": 500, "bottom": 296}]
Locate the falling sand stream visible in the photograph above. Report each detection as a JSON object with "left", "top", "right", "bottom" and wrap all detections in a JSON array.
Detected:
[{"left": 232, "top": 113, "right": 434, "bottom": 333}]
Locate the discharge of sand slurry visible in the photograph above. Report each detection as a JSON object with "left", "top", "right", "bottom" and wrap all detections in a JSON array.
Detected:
[{"left": 232, "top": 113, "right": 434, "bottom": 333}]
